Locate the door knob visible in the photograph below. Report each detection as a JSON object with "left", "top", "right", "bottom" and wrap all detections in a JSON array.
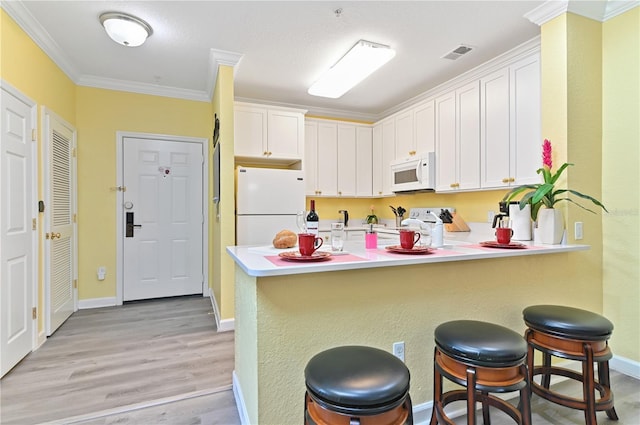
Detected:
[{"left": 47, "top": 232, "right": 61, "bottom": 240}]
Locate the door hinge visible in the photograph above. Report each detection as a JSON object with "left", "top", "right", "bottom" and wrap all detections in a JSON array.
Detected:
[
  {"left": 32, "top": 218, "right": 37, "bottom": 230},
  {"left": 32, "top": 307, "right": 37, "bottom": 320},
  {"left": 73, "top": 213, "right": 77, "bottom": 223},
  {"left": 72, "top": 148, "right": 77, "bottom": 157},
  {"left": 32, "top": 129, "right": 37, "bottom": 142},
  {"left": 73, "top": 279, "right": 78, "bottom": 289}
]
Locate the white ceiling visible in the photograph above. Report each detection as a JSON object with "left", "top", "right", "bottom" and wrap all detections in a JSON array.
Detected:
[{"left": 2, "top": 1, "right": 603, "bottom": 121}]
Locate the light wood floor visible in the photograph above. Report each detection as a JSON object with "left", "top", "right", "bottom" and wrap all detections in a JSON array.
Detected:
[
  {"left": 0, "top": 296, "right": 237, "bottom": 425},
  {"left": 1, "top": 296, "right": 638, "bottom": 425}
]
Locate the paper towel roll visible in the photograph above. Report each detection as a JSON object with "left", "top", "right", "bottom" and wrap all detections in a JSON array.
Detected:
[{"left": 510, "top": 204, "right": 532, "bottom": 241}]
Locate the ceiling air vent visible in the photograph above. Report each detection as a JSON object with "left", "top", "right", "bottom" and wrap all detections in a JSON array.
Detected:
[{"left": 442, "top": 44, "right": 473, "bottom": 60}]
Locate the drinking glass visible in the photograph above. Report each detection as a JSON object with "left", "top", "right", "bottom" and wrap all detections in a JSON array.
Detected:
[
  {"left": 296, "top": 211, "right": 307, "bottom": 233},
  {"left": 331, "top": 223, "right": 344, "bottom": 252}
]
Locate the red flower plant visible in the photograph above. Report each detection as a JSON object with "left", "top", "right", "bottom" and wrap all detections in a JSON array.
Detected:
[{"left": 503, "top": 139, "right": 607, "bottom": 221}]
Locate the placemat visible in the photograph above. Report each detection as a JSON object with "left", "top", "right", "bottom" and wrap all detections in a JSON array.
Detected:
[
  {"left": 463, "top": 243, "right": 544, "bottom": 251},
  {"left": 377, "top": 248, "right": 460, "bottom": 257},
  {"left": 265, "top": 253, "right": 368, "bottom": 267}
]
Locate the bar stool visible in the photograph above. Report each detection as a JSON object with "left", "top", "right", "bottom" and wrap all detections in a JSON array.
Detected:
[
  {"left": 523, "top": 305, "right": 618, "bottom": 424},
  {"left": 304, "top": 345, "right": 413, "bottom": 425},
  {"left": 430, "top": 320, "right": 531, "bottom": 425}
]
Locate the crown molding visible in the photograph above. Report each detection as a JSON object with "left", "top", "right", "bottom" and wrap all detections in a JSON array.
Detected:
[
  {"left": 1, "top": 0, "right": 79, "bottom": 81},
  {"left": 525, "top": 0, "right": 639, "bottom": 25},
  {"left": 207, "top": 48, "right": 244, "bottom": 100},
  {"left": 234, "top": 97, "right": 377, "bottom": 122},
  {"left": 76, "top": 75, "right": 210, "bottom": 102}
]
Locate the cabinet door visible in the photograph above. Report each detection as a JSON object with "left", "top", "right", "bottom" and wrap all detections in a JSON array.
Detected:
[
  {"left": 372, "top": 124, "right": 384, "bottom": 196},
  {"left": 316, "top": 122, "right": 338, "bottom": 197},
  {"left": 356, "top": 126, "right": 373, "bottom": 197},
  {"left": 480, "top": 69, "right": 511, "bottom": 189},
  {"left": 234, "top": 106, "right": 267, "bottom": 157},
  {"left": 395, "top": 110, "right": 414, "bottom": 159},
  {"left": 381, "top": 119, "right": 396, "bottom": 196},
  {"left": 414, "top": 99, "right": 435, "bottom": 154},
  {"left": 267, "top": 109, "right": 303, "bottom": 159},
  {"left": 337, "top": 124, "right": 357, "bottom": 197},
  {"left": 457, "top": 81, "right": 480, "bottom": 190},
  {"left": 511, "top": 54, "right": 541, "bottom": 186},
  {"left": 435, "top": 91, "right": 457, "bottom": 192},
  {"left": 304, "top": 121, "right": 318, "bottom": 195}
]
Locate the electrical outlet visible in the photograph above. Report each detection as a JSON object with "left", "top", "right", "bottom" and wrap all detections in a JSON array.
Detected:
[
  {"left": 574, "top": 222, "right": 583, "bottom": 240},
  {"left": 488, "top": 210, "right": 495, "bottom": 224},
  {"left": 97, "top": 266, "right": 106, "bottom": 281},
  {"left": 393, "top": 341, "right": 405, "bottom": 362}
]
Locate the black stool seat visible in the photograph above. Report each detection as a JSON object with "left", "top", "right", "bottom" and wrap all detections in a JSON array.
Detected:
[
  {"left": 430, "top": 320, "right": 531, "bottom": 425},
  {"left": 523, "top": 305, "right": 613, "bottom": 340},
  {"left": 435, "top": 320, "right": 527, "bottom": 367},
  {"left": 305, "top": 345, "right": 410, "bottom": 415}
]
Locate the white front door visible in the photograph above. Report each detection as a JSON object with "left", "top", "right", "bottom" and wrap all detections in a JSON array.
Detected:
[
  {"left": 43, "top": 109, "right": 76, "bottom": 336},
  {"left": 1, "top": 85, "right": 36, "bottom": 377},
  {"left": 122, "top": 137, "right": 204, "bottom": 301}
]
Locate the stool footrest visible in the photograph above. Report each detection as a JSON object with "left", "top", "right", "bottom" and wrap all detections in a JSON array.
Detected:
[{"left": 531, "top": 366, "right": 615, "bottom": 413}]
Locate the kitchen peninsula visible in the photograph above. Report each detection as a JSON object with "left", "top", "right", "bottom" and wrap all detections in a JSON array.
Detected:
[{"left": 228, "top": 228, "right": 591, "bottom": 424}]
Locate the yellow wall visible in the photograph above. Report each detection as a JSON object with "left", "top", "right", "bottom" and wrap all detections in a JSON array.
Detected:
[
  {"left": 75, "top": 87, "right": 211, "bottom": 299},
  {"left": 602, "top": 8, "right": 640, "bottom": 361},
  {"left": 210, "top": 65, "right": 237, "bottom": 320},
  {"left": 1, "top": 10, "right": 76, "bottom": 334}
]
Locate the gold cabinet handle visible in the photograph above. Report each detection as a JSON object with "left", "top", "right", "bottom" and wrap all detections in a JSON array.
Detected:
[
  {"left": 502, "top": 178, "right": 510, "bottom": 183},
  {"left": 338, "top": 191, "right": 342, "bottom": 195},
  {"left": 263, "top": 151, "right": 269, "bottom": 156},
  {"left": 509, "top": 177, "right": 515, "bottom": 182},
  {"left": 450, "top": 183, "right": 459, "bottom": 188}
]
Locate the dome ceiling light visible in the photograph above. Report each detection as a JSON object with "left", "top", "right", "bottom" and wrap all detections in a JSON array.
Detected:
[{"left": 99, "top": 12, "right": 153, "bottom": 47}]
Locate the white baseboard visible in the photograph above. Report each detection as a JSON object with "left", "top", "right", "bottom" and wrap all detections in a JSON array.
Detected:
[
  {"left": 232, "top": 370, "right": 250, "bottom": 425},
  {"left": 209, "top": 292, "right": 234, "bottom": 332},
  {"left": 611, "top": 354, "right": 640, "bottom": 379},
  {"left": 78, "top": 297, "right": 117, "bottom": 309}
]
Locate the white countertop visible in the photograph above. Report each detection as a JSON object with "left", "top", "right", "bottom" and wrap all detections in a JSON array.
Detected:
[{"left": 227, "top": 223, "right": 589, "bottom": 277}]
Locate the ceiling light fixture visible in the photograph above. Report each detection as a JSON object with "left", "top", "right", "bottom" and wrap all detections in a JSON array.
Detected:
[
  {"left": 308, "top": 40, "right": 396, "bottom": 99},
  {"left": 99, "top": 12, "right": 153, "bottom": 47}
]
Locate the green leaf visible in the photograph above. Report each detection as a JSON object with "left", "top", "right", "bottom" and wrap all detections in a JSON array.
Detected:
[{"left": 549, "top": 163, "right": 573, "bottom": 184}]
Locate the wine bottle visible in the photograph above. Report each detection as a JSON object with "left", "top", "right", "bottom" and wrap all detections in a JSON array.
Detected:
[{"left": 306, "top": 200, "right": 319, "bottom": 236}]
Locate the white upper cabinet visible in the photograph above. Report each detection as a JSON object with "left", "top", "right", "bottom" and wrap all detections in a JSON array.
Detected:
[
  {"left": 394, "top": 110, "right": 415, "bottom": 159},
  {"left": 337, "top": 124, "right": 357, "bottom": 197},
  {"left": 414, "top": 99, "right": 436, "bottom": 155},
  {"left": 509, "top": 54, "right": 541, "bottom": 186},
  {"left": 393, "top": 100, "right": 435, "bottom": 160},
  {"left": 304, "top": 121, "right": 319, "bottom": 195},
  {"left": 356, "top": 127, "right": 373, "bottom": 197},
  {"left": 234, "top": 102, "right": 305, "bottom": 162},
  {"left": 315, "top": 121, "right": 338, "bottom": 197},
  {"left": 372, "top": 123, "right": 384, "bottom": 196},
  {"left": 435, "top": 81, "right": 481, "bottom": 192},
  {"left": 480, "top": 53, "right": 541, "bottom": 189}
]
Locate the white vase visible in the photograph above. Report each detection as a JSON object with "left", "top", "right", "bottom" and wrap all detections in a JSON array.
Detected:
[{"left": 537, "top": 208, "right": 564, "bottom": 244}]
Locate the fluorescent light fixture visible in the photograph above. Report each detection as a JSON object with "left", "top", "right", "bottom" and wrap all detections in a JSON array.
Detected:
[
  {"left": 308, "top": 40, "right": 396, "bottom": 98},
  {"left": 100, "top": 12, "right": 153, "bottom": 47}
]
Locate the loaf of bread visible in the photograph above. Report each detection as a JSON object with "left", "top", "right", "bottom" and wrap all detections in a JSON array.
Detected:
[{"left": 273, "top": 229, "right": 297, "bottom": 249}]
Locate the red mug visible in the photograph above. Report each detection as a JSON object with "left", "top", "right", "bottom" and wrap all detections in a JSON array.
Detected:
[
  {"left": 496, "top": 228, "right": 514, "bottom": 244},
  {"left": 399, "top": 229, "right": 421, "bottom": 249},
  {"left": 298, "top": 233, "right": 323, "bottom": 256}
]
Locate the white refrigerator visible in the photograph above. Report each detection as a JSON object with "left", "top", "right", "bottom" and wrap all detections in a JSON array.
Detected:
[{"left": 236, "top": 167, "right": 306, "bottom": 246}]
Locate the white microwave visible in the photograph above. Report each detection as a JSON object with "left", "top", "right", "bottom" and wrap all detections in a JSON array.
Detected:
[{"left": 390, "top": 152, "right": 435, "bottom": 193}]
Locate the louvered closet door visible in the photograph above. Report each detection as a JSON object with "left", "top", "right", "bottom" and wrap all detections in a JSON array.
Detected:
[{"left": 46, "top": 119, "right": 75, "bottom": 336}]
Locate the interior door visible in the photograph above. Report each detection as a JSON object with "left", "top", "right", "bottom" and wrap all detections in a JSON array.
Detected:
[
  {"left": 122, "top": 137, "right": 203, "bottom": 301},
  {"left": 44, "top": 110, "right": 76, "bottom": 336},
  {"left": 1, "top": 86, "right": 35, "bottom": 377}
]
